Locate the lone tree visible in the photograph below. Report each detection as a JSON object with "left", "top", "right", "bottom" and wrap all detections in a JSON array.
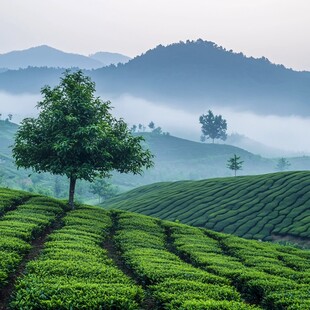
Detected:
[
  {"left": 199, "top": 110, "right": 227, "bottom": 143},
  {"left": 276, "top": 158, "right": 291, "bottom": 171},
  {"left": 227, "top": 154, "right": 243, "bottom": 176},
  {"left": 12, "top": 70, "right": 153, "bottom": 208}
]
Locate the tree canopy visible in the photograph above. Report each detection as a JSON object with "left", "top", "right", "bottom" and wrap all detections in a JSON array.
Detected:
[
  {"left": 199, "top": 110, "right": 227, "bottom": 143},
  {"left": 12, "top": 70, "right": 153, "bottom": 208}
]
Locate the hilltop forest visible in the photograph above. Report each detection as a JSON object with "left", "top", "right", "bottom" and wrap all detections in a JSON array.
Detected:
[{"left": 1, "top": 40, "right": 310, "bottom": 116}]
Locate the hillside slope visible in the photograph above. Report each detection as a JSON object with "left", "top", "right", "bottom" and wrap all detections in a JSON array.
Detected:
[
  {"left": 2, "top": 40, "right": 310, "bottom": 116},
  {"left": 1, "top": 123, "right": 310, "bottom": 194},
  {"left": 0, "top": 120, "right": 18, "bottom": 155},
  {"left": 0, "top": 188, "right": 309, "bottom": 309},
  {"left": 104, "top": 171, "right": 310, "bottom": 242}
]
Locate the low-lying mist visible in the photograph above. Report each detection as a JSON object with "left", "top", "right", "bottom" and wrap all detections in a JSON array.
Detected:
[
  {"left": 0, "top": 92, "right": 40, "bottom": 123},
  {"left": 1, "top": 91, "right": 310, "bottom": 155},
  {"left": 110, "top": 94, "right": 310, "bottom": 155}
]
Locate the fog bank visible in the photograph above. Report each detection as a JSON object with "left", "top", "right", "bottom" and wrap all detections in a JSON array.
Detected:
[{"left": 1, "top": 92, "right": 310, "bottom": 155}]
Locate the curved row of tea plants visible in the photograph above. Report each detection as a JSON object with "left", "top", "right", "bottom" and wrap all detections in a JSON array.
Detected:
[
  {"left": 0, "top": 188, "right": 32, "bottom": 217},
  {"left": 104, "top": 171, "right": 310, "bottom": 241},
  {"left": 10, "top": 206, "right": 143, "bottom": 309},
  {"left": 113, "top": 211, "right": 260, "bottom": 310},
  {"left": 0, "top": 195, "right": 65, "bottom": 291},
  {"left": 1, "top": 188, "right": 309, "bottom": 309},
  {"left": 165, "top": 221, "right": 310, "bottom": 309}
]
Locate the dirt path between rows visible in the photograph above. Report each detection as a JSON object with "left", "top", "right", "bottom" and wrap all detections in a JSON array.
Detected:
[
  {"left": 103, "top": 212, "right": 157, "bottom": 310},
  {"left": 0, "top": 215, "right": 65, "bottom": 310}
]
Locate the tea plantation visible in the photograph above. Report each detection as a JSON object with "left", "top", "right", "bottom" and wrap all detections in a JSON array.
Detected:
[
  {"left": 104, "top": 171, "right": 310, "bottom": 242},
  {"left": 0, "top": 187, "right": 309, "bottom": 309}
]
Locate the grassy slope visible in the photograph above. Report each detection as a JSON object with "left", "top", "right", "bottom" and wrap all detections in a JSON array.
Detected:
[
  {"left": 114, "top": 133, "right": 310, "bottom": 189},
  {"left": 0, "top": 188, "right": 309, "bottom": 309},
  {"left": 1, "top": 120, "right": 310, "bottom": 189},
  {"left": 104, "top": 171, "right": 310, "bottom": 242},
  {"left": 0, "top": 120, "right": 18, "bottom": 155}
]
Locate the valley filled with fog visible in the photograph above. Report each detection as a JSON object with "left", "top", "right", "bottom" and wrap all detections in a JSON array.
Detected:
[{"left": 2, "top": 91, "right": 310, "bottom": 156}]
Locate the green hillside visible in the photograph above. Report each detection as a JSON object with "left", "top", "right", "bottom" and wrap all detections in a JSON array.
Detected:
[
  {"left": 112, "top": 133, "right": 310, "bottom": 189},
  {"left": 2, "top": 120, "right": 310, "bottom": 197},
  {"left": 0, "top": 188, "right": 309, "bottom": 309},
  {"left": 104, "top": 171, "right": 310, "bottom": 243},
  {"left": 0, "top": 120, "right": 18, "bottom": 155}
]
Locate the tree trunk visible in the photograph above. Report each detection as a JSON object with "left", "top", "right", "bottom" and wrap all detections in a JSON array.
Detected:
[{"left": 69, "top": 176, "right": 77, "bottom": 209}]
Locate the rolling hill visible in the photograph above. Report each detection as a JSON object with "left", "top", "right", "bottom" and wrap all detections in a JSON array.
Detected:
[
  {"left": 0, "top": 188, "right": 309, "bottom": 309},
  {"left": 1, "top": 121, "right": 310, "bottom": 195},
  {"left": 1, "top": 40, "right": 310, "bottom": 117},
  {"left": 104, "top": 171, "right": 310, "bottom": 243}
]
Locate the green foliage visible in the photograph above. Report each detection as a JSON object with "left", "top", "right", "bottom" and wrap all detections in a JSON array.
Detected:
[
  {"left": 199, "top": 110, "right": 227, "bottom": 143},
  {"left": 227, "top": 154, "right": 244, "bottom": 176},
  {"left": 113, "top": 212, "right": 246, "bottom": 309},
  {"left": 12, "top": 70, "right": 153, "bottom": 207},
  {"left": 0, "top": 188, "right": 309, "bottom": 309},
  {"left": 163, "top": 220, "right": 310, "bottom": 308},
  {"left": 104, "top": 171, "right": 310, "bottom": 242},
  {"left": 0, "top": 194, "right": 65, "bottom": 290},
  {"left": 10, "top": 206, "right": 143, "bottom": 309}
]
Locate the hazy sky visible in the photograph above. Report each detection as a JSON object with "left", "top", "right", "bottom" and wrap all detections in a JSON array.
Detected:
[{"left": 1, "top": 0, "right": 310, "bottom": 71}]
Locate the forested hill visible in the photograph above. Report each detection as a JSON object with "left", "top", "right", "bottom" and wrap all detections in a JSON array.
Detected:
[
  {"left": 92, "top": 40, "right": 310, "bottom": 115},
  {"left": 1, "top": 40, "right": 310, "bottom": 116}
]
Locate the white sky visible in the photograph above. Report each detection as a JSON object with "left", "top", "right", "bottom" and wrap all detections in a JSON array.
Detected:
[{"left": 0, "top": 0, "right": 310, "bottom": 70}]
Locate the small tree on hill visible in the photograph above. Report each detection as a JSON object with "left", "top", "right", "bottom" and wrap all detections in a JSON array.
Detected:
[
  {"left": 199, "top": 110, "right": 227, "bottom": 143},
  {"left": 227, "top": 154, "right": 243, "bottom": 176},
  {"left": 276, "top": 158, "right": 291, "bottom": 171},
  {"left": 12, "top": 70, "right": 154, "bottom": 209}
]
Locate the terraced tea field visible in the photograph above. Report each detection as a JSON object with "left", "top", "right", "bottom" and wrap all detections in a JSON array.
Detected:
[
  {"left": 0, "top": 187, "right": 309, "bottom": 309},
  {"left": 104, "top": 171, "right": 310, "bottom": 242}
]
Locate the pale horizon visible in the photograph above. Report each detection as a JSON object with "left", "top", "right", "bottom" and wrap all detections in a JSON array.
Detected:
[{"left": 1, "top": 0, "right": 310, "bottom": 71}]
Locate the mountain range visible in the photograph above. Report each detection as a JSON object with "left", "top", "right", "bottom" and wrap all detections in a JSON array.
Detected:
[
  {"left": 0, "top": 40, "right": 310, "bottom": 116},
  {"left": 0, "top": 45, "right": 131, "bottom": 70}
]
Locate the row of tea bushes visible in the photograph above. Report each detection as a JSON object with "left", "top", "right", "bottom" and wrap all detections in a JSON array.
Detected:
[
  {"left": 10, "top": 206, "right": 143, "bottom": 309},
  {"left": 167, "top": 221, "right": 310, "bottom": 309},
  {"left": 114, "top": 211, "right": 259, "bottom": 310},
  {"left": 105, "top": 171, "right": 310, "bottom": 240},
  {"left": 0, "top": 188, "right": 32, "bottom": 216},
  {"left": 0, "top": 196, "right": 64, "bottom": 290}
]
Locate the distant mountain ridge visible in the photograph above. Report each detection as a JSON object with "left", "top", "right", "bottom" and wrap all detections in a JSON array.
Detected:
[
  {"left": 1, "top": 40, "right": 310, "bottom": 116},
  {"left": 89, "top": 52, "right": 131, "bottom": 66},
  {"left": 92, "top": 40, "right": 310, "bottom": 115},
  {"left": 0, "top": 45, "right": 131, "bottom": 70}
]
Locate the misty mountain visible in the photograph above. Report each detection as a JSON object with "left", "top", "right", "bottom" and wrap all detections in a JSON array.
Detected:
[
  {"left": 0, "top": 45, "right": 105, "bottom": 70},
  {"left": 92, "top": 40, "right": 310, "bottom": 116},
  {"left": 89, "top": 52, "right": 131, "bottom": 66},
  {"left": 0, "top": 46, "right": 131, "bottom": 70},
  {"left": 224, "top": 133, "right": 304, "bottom": 158},
  {"left": 1, "top": 40, "right": 310, "bottom": 116}
]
